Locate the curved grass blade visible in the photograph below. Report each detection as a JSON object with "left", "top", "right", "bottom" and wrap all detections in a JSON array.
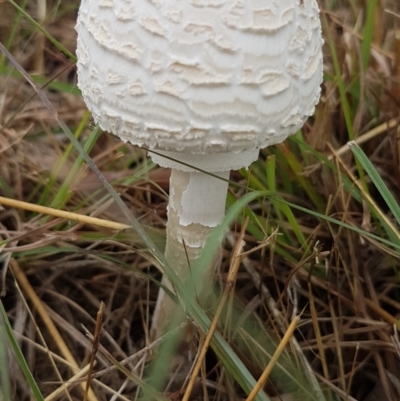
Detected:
[
  {"left": 0, "top": 306, "right": 12, "bottom": 401},
  {"left": 277, "top": 196, "right": 400, "bottom": 252},
  {"left": 0, "top": 301, "right": 45, "bottom": 401},
  {"left": 349, "top": 141, "right": 400, "bottom": 226}
]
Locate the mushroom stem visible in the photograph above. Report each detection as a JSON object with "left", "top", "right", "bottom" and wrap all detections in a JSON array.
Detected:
[{"left": 151, "top": 168, "right": 230, "bottom": 340}]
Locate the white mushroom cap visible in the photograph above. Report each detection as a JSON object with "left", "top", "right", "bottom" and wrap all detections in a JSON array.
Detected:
[{"left": 76, "top": 0, "right": 323, "bottom": 171}]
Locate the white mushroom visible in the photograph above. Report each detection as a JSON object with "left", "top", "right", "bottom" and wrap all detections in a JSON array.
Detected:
[{"left": 76, "top": 0, "right": 324, "bottom": 339}]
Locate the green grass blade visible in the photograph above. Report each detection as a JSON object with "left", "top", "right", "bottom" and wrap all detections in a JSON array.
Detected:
[
  {"left": 266, "top": 155, "right": 307, "bottom": 248},
  {"left": 321, "top": 10, "right": 369, "bottom": 193},
  {"left": 288, "top": 135, "right": 362, "bottom": 203},
  {"left": 6, "top": 0, "right": 76, "bottom": 62},
  {"left": 225, "top": 196, "right": 298, "bottom": 262},
  {"left": 321, "top": 12, "right": 354, "bottom": 141},
  {"left": 266, "top": 155, "right": 284, "bottom": 222},
  {"left": 0, "top": 66, "right": 81, "bottom": 95},
  {"left": 0, "top": 0, "right": 28, "bottom": 69},
  {"left": 277, "top": 143, "right": 325, "bottom": 212},
  {"left": 276, "top": 196, "right": 400, "bottom": 253},
  {"left": 0, "top": 308, "right": 12, "bottom": 401},
  {"left": 0, "top": 301, "right": 45, "bottom": 401},
  {"left": 0, "top": 176, "right": 15, "bottom": 198},
  {"left": 361, "top": 0, "right": 378, "bottom": 72},
  {"left": 349, "top": 141, "right": 400, "bottom": 226},
  {"left": 50, "top": 124, "right": 100, "bottom": 210},
  {"left": 39, "top": 111, "right": 90, "bottom": 206},
  {"left": 288, "top": 135, "right": 400, "bottom": 245}
]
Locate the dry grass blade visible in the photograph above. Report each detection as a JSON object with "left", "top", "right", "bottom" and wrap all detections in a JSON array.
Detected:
[
  {"left": 308, "top": 271, "right": 330, "bottom": 385},
  {"left": 346, "top": 343, "right": 360, "bottom": 398},
  {"left": 327, "top": 118, "right": 399, "bottom": 161},
  {"left": 9, "top": 259, "right": 99, "bottom": 401},
  {"left": 34, "top": 0, "right": 46, "bottom": 74},
  {"left": 77, "top": 322, "right": 187, "bottom": 383},
  {"left": 365, "top": 299, "right": 400, "bottom": 331},
  {"left": 0, "top": 196, "right": 130, "bottom": 231},
  {"left": 84, "top": 301, "right": 105, "bottom": 401},
  {"left": 328, "top": 145, "right": 400, "bottom": 244},
  {"left": 83, "top": 327, "right": 169, "bottom": 401},
  {"left": 327, "top": 292, "right": 346, "bottom": 392},
  {"left": 44, "top": 364, "right": 92, "bottom": 401},
  {"left": 245, "top": 317, "right": 300, "bottom": 401},
  {"left": 391, "top": 326, "right": 400, "bottom": 358}
]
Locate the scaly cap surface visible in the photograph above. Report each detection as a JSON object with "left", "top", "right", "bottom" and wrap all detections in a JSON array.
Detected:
[{"left": 76, "top": 0, "right": 323, "bottom": 168}]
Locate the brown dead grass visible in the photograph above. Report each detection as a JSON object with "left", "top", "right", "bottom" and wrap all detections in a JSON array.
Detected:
[{"left": 0, "top": 1, "right": 400, "bottom": 400}]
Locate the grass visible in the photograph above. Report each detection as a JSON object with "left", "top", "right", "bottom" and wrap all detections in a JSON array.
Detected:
[{"left": 0, "top": 0, "right": 400, "bottom": 400}]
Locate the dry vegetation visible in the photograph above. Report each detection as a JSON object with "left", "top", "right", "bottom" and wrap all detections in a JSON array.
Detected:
[{"left": 0, "top": 1, "right": 400, "bottom": 400}]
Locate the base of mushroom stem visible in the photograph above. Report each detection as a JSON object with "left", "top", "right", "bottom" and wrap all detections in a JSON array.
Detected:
[{"left": 150, "top": 168, "right": 230, "bottom": 341}]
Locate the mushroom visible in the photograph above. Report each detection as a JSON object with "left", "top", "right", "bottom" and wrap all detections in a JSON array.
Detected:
[{"left": 76, "top": 0, "right": 324, "bottom": 340}]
